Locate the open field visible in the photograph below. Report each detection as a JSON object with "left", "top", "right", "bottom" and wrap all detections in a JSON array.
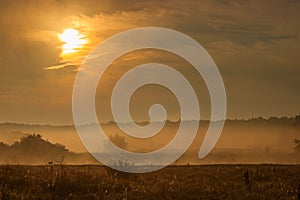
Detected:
[{"left": 0, "top": 165, "right": 299, "bottom": 200}]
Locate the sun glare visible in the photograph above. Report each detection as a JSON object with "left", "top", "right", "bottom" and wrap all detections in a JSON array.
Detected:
[{"left": 58, "top": 28, "right": 87, "bottom": 55}]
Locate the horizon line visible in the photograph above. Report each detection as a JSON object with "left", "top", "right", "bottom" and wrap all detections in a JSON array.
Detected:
[{"left": 0, "top": 113, "right": 299, "bottom": 127}]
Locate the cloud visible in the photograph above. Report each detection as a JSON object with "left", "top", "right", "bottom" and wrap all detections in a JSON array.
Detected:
[
  {"left": 45, "top": 62, "right": 79, "bottom": 71},
  {"left": 0, "top": 0, "right": 299, "bottom": 124}
]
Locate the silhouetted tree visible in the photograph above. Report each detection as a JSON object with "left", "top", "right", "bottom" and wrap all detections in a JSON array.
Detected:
[
  {"left": 0, "top": 141, "right": 8, "bottom": 150},
  {"left": 294, "top": 114, "right": 300, "bottom": 127},
  {"left": 103, "top": 134, "right": 128, "bottom": 153},
  {"left": 0, "top": 133, "right": 70, "bottom": 164},
  {"left": 110, "top": 134, "right": 128, "bottom": 150}
]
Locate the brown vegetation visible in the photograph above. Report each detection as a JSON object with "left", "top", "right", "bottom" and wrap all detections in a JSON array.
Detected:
[{"left": 0, "top": 165, "right": 299, "bottom": 199}]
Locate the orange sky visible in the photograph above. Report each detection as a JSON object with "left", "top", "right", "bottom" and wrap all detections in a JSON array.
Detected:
[{"left": 0, "top": 0, "right": 299, "bottom": 124}]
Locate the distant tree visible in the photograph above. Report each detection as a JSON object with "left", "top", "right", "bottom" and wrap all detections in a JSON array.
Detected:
[
  {"left": 110, "top": 134, "right": 128, "bottom": 150},
  {"left": 294, "top": 138, "right": 300, "bottom": 153},
  {"left": 13, "top": 133, "right": 69, "bottom": 152},
  {"left": 294, "top": 114, "right": 300, "bottom": 127},
  {"left": 20, "top": 133, "right": 42, "bottom": 142},
  {"left": 103, "top": 134, "right": 128, "bottom": 153},
  {"left": 0, "top": 141, "right": 8, "bottom": 150}
]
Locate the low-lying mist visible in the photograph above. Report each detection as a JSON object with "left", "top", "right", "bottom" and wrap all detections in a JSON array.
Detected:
[{"left": 0, "top": 115, "right": 299, "bottom": 165}]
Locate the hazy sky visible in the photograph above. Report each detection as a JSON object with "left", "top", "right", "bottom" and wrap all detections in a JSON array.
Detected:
[{"left": 0, "top": 0, "right": 299, "bottom": 124}]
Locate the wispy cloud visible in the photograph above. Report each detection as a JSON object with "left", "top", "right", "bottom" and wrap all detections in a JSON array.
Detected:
[{"left": 0, "top": 0, "right": 299, "bottom": 124}]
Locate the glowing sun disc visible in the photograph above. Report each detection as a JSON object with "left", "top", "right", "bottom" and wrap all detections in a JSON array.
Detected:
[{"left": 59, "top": 28, "right": 87, "bottom": 55}]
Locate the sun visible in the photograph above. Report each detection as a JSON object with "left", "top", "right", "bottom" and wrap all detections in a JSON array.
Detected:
[{"left": 58, "top": 28, "right": 87, "bottom": 55}]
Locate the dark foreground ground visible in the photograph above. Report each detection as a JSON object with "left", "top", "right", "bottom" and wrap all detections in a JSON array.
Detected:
[{"left": 0, "top": 164, "right": 299, "bottom": 200}]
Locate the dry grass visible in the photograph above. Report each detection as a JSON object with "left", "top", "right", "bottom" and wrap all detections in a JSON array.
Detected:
[{"left": 0, "top": 164, "right": 299, "bottom": 200}]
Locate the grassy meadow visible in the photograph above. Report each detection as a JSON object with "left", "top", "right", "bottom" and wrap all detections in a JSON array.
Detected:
[{"left": 0, "top": 164, "right": 299, "bottom": 200}]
